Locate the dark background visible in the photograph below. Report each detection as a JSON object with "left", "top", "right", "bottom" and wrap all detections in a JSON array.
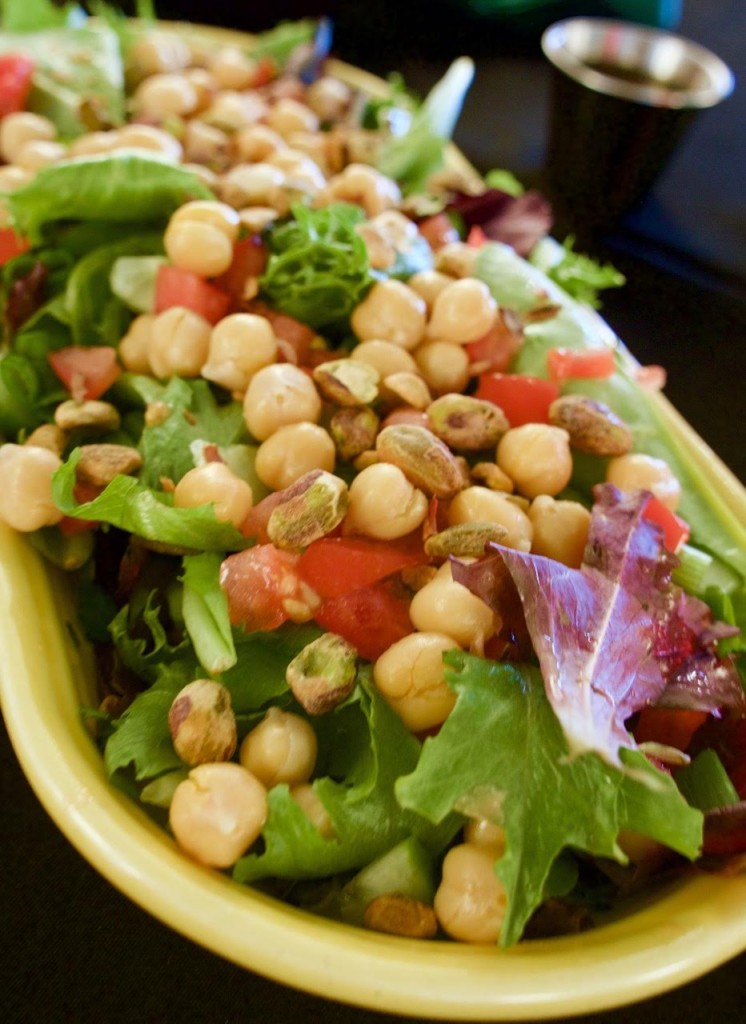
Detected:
[{"left": 2, "top": 1, "right": 745, "bottom": 1022}]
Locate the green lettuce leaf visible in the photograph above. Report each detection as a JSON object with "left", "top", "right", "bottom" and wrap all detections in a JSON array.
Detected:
[
  {"left": 260, "top": 202, "right": 375, "bottom": 334},
  {"left": 8, "top": 153, "right": 213, "bottom": 241},
  {"left": 52, "top": 448, "right": 250, "bottom": 551},
  {"left": 396, "top": 653, "right": 703, "bottom": 946},
  {"left": 221, "top": 623, "right": 323, "bottom": 713},
  {"left": 64, "top": 232, "right": 163, "bottom": 346},
  {"left": 136, "top": 376, "right": 247, "bottom": 487},
  {"left": 104, "top": 664, "right": 192, "bottom": 782},
  {"left": 248, "top": 18, "right": 317, "bottom": 64},
  {"left": 181, "top": 552, "right": 236, "bottom": 676},
  {"left": 377, "top": 57, "right": 474, "bottom": 194},
  {"left": 234, "top": 676, "right": 454, "bottom": 884}
]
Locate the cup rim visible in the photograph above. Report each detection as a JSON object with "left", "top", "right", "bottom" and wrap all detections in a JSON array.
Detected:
[{"left": 541, "top": 17, "right": 735, "bottom": 109}]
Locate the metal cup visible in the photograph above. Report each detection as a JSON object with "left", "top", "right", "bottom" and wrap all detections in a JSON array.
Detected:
[{"left": 540, "top": 18, "right": 735, "bottom": 232}]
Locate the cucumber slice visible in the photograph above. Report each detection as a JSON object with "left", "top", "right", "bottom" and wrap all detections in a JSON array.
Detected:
[{"left": 337, "top": 836, "right": 436, "bottom": 926}]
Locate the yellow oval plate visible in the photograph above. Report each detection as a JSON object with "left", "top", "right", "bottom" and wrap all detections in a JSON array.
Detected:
[{"left": 2, "top": 20, "right": 746, "bottom": 1021}]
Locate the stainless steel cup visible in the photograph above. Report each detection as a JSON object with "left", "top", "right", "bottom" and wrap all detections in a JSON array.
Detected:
[{"left": 540, "top": 17, "right": 735, "bottom": 231}]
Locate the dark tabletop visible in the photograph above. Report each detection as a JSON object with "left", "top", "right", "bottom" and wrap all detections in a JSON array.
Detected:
[{"left": 2, "top": 2, "right": 745, "bottom": 1022}]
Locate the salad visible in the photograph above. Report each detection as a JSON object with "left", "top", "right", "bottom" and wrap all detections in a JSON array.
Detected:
[{"left": 0, "top": 1, "right": 745, "bottom": 950}]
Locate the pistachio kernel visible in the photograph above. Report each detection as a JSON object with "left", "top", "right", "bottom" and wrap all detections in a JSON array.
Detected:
[
  {"left": 312, "top": 358, "right": 380, "bottom": 406},
  {"left": 548, "top": 394, "right": 633, "bottom": 457},
  {"left": 375, "top": 423, "right": 465, "bottom": 498},
  {"left": 54, "top": 399, "right": 121, "bottom": 433},
  {"left": 75, "top": 443, "right": 143, "bottom": 488},
  {"left": 427, "top": 394, "right": 509, "bottom": 451},
  {"left": 329, "top": 406, "right": 380, "bottom": 460},
  {"left": 424, "top": 521, "right": 508, "bottom": 558},
  {"left": 363, "top": 894, "right": 438, "bottom": 939},
  {"left": 25, "top": 423, "right": 67, "bottom": 456},
  {"left": 470, "top": 461, "right": 514, "bottom": 492},
  {"left": 168, "top": 679, "right": 237, "bottom": 766},
  {"left": 286, "top": 632, "right": 357, "bottom": 714},
  {"left": 267, "top": 470, "right": 349, "bottom": 550},
  {"left": 379, "top": 372, "right": 432, "bottom": 410}
]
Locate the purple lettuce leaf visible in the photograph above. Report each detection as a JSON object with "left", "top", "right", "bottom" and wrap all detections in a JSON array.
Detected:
[{"left": 447, "top": 189, "right": 553, "bottom": 256}]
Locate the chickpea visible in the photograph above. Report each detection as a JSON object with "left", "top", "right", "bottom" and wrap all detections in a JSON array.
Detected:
[
  {"left": 184, "top": 163, "right": 219, "bottom": 191},
  {"left": 150, "top": 307, "right": 212, "bottom": 379},
  {"left": 529, "top": 495, "right": 591, "bottom": 568},
  {"left": 434, "top": 843, "right": 507, "bottom": 944},
  {"left": 434, "top": 241, "right": 477, "bottom": 279},
  {"left": 234, "top": 124, "right": 287, "bottom": 163},
  {"left": 169, "top": 199, "right": 240, "bottom": 242},
  {"left": 16, "top": 139, "right": 67, "bottom": 171},
  {"left": 0, "top": 164, "right": 33, "bottom": 191},
  {"left": 409, "top": 269, "right": 454, "bottom": 312},
  {"left": 306, "top": 76, "right": 352, "bottom": 121},
  {"left": 242, "top": 363, "right": 322, "bottom": 442},
  {"left": 351, "top": 280, "right": 427, "bottom": 350},
  {"left": 219, "top": 162, "right": 288, "bottom": 212},
  {"left": 323, "top": 163, "right": 401, "bottom": 218},
  {"left": 239, "top": 706, "right": 317, "bottom": 788},
  {"left": 128, "top": 31, "right": 192, "bottom": 80},
  {"left": 285, "top": 131, "right": 330, "bottom": 174},
  {"left": 0, "top": 444, "right": 64, "bottom": 532},
  {"left": 209, "top": 45, "right": 257, "bottom": 90},
  {"left": 182, "top": 120, "right": 231, "bottom": 168},
  {"left": 290, "top": 783, "right": 335, "bottom": 838},
  {"left": 202, "top": 89, "right": 267, "bottom": 132},
  {"left": 168, "top": 762, "right": 267, "bottom": 869},
  {"left": 409, "top": 562, "right": 498, "bottom": 654},
  {"left": 266, "top": 97, "right": 319, "bottom": 139},
  {"left": 118, "top": 313, "right": 155, "bottom": 374},
  {"left": 255, "top": 422, "right": 336, "bottom": 491},
  {"left": 414, "top": 341, "right": 470, "bottom": 396},
  {"left": 237, "top": 205, "right": 280, "bottom": 235},
  {"left": 164, "top": 218, "right": 234, "bottom": 278},
  {"left": 427, "top": 278, "right": 497, "bottom": 345},
  {"left": 133, "top": 72, "right": 198, "bottom": 119},
  {"left": 0, "top": 112, "right": 56, "bottom": 164},
  {"left": 373, "top": 631, "right": 459, "bottom": 732},
  {"left": 463, "top": 818, "right": 506, "bottom": 854},
  {"left": 184, "top": 67, "right": 217, "bottom": 112},
  {"left": 350, "top": 340, "right": 418, "bottom": 378},
  {"left": 168, "top": 679, "right": 237, "bottom": 765},
  {"left": 448, "top": 486, "right": 533, "bottom": 552},
  {"left": 173, "top": 462, "right": 253, "bottom": 528},
  {"left": 68, "top": 131, "right": 118, "bottom": 158},
  {"left": 344, "top": 462, "right": 428, "bottom": 540},
  {"left": 279, "top": 154, "right": 326, "bottom": 199},
  {"left": 201, "top": 313, "right": 278, "bottom": 394},
  {"left": 113, "top": 123, "right": 183, "bottom": 162},
  {"left": 606, "top": 453, "right": 682, "bottom": 511},
  {"left": 497, "top": 424, "right": 573, "bottom": 499}
]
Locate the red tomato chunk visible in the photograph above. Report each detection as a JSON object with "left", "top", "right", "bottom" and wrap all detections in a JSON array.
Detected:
[
  {"left": 474, "top": 372, "right": 559, "bottom": 426},
  {"left": 547, "top": 347, "right": 616, "bottom": 383},
  {"left": 48, "top": 345, "right": 121, "bottom": 401},
  {"left": 220, "top": 544, "right": 318, "bottom": 632},
  {"left": 155, "top": 265, "right": 232, "bottom": 325},
  {"left": 0, "top": 53, "right": 34, "bottom": 117},
  {"left": 314, "top": 579, "right": 413, "bottom": 662},
  {"left": 297, "top": 534, "right": 427, "bottom": 599}
]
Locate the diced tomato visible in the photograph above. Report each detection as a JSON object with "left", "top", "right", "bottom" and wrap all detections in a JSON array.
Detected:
[
  {"left": 154, "top": 264, "right": 232, "bottom": 325},
  {"left": 242, "top": 299, "right": 319, "bottom": 366},
  {"left": 0, "top": 226, "right": 30, "bottom": 265},
  {"left": 418, "top": 213, "right": 460, "bottom": 250},
  {"left": 0, "top": 54, "right": 34, "bottom": 117},
  {"left": 48, "top": 346, "right": 121, "bottom": 401},
  {"left": 215, "top": 234, "right": 268, "bottom": 299},
  {"left": 634, "top": 707, "right": 709, "bottom": 753},
  {"left": 58, "top": 479, "right": 103, "bottom": 535},
  {"left": 314, "top": 578, "right": 413, "bottom": 662},
  {"left": 547, "top": 347, "right": 616, "bottom": 384},
  {"left": 220, "top": 544, "right": 318, "bottom": 632},
  {"left": 297, "top": 534, "right": 427, "bottom": 599},
  {"left": 474, "top": 372, "right": 559, "bottom": 426},
  {"left": 251, "top": 56, "right": 277, "bottom": 87},
  {"left": 466, "top": 224, "right": 488, "bottom": 248},
  {"left": 464, "top": 311, "right": 523, "bottom": 374},
  {"left": 642, "top": 495, "right": 690, "bottom": 553}
]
